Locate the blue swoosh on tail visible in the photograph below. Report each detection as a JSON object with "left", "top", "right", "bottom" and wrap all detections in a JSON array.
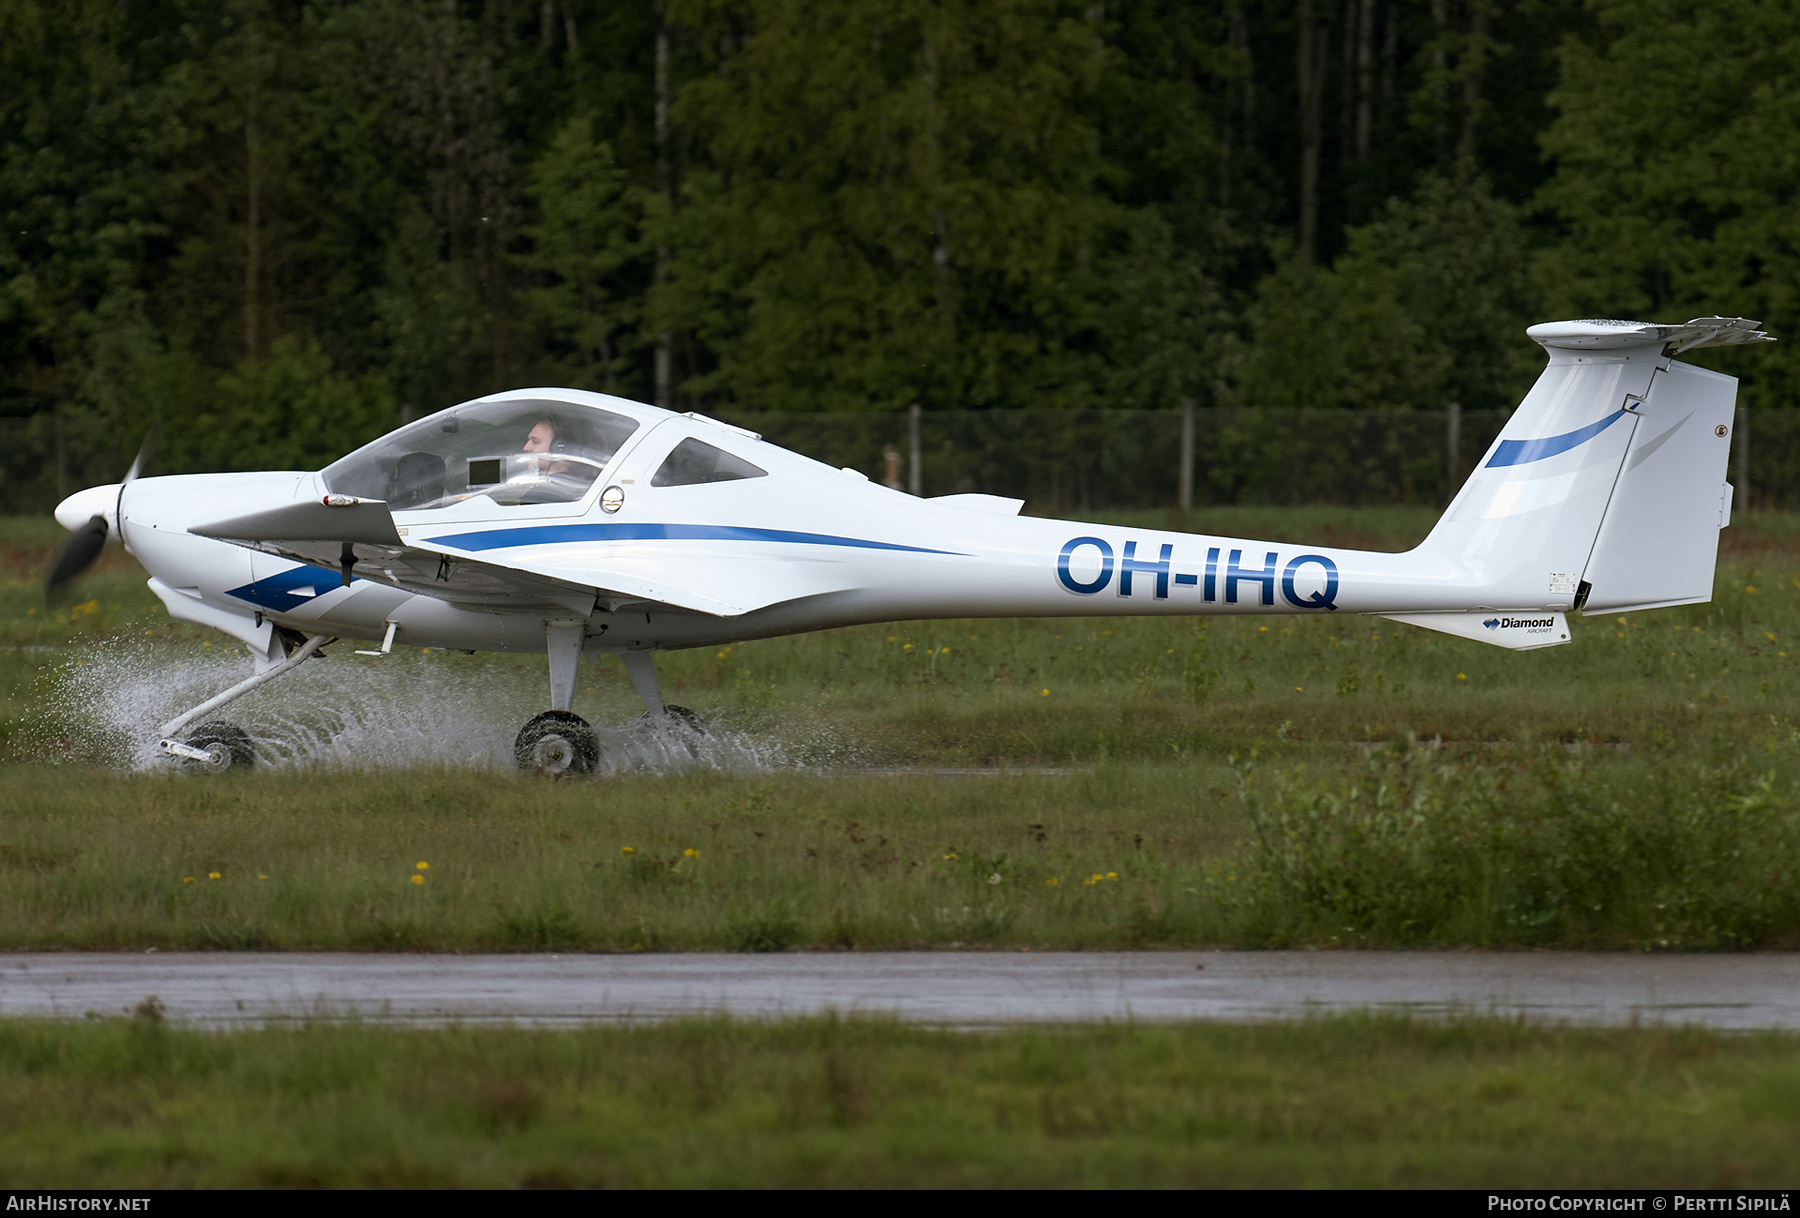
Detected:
[
  {"left": 1486, "top": 411, "right": 1628, "bottom": 468},
  {"left": 428, "top": 523, "right": 963, "bottom": 556}
]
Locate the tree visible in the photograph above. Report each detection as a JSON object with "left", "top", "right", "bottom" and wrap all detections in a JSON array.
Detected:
[
  {"left": 516, "top": 114, "right": 643, "bottom": 394},
  {"left": 665, "top": 0, "right": 1128, "bottom": 412},
  {"left": 1237, "top": 171, "right": 1539, "bottom": 410},
  {"left": 1535, "top": 0, "right": 1800, "bottom": 409}
]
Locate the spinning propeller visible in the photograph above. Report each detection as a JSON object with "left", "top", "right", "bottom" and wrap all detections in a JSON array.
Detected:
[{"left": 44, "top": 420, "right": 160, "bottom": 604}]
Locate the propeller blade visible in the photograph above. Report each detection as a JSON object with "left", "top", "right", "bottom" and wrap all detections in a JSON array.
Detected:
[
  {"left": 44, "top": 515, "right": 110, "bottom": 604},
  {"left": 123, "top": 417, "right": 162, "bottom": 486},
  {"left": 46, "top": 419, "right": 161, "bottom": 604}
]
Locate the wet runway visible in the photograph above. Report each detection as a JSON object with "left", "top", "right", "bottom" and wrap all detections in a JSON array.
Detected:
[{"left": 4, "top": 951, "right": 1800, "bottom": 1028}]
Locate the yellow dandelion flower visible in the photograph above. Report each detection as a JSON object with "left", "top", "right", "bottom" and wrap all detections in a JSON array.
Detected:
[
  {"left": 1046, "top": 877, "right": 1059, "bottom": 887},
  {"left": 684, "top": 847, "right": 701, "bottom": 859},
  {"left": 1457, "top": 673, "right": 1467, "bottom": 680},
  {"left": 621, "top": 846, "right": 634, "bottom": 855},
  {"left": 411, "top": 874, "right": 425, "bottom": 886},
  {"left": 1040, "top": 688, "right": 1050, "bottom": 696},
  {"left": 944, "top": 852, "right": 957, "bottom": 861},
  {"left": 258, "top": 874, "right": 268, "bottom": 880},
  {"left": 208, "top": 871, "right": 220, "bottom": 880},
  {"left": 903, "top": 643, "right": 913, "bottom": 650},
  {"left": 1107, "top": 872, "right": 1118, "bottom": 881},
  {"left": 182, "top": 877, "right": 195, "bottom": 884},
  {"left": 416, "top": 861, "right": 429, "bottom": 871}
]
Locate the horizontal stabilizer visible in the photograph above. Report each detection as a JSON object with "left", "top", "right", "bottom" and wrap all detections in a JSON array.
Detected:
[
  {"left": 1379, "top": 611, "right": 1570, "bottom": 651},
  {"left": 1526, "top": 316, "right": 1772, "bottom": 352}
]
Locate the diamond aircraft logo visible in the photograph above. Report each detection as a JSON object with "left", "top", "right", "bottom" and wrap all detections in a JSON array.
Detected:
[{"left": 1483, "top": 618, "right": 1501, "bottom": 630}]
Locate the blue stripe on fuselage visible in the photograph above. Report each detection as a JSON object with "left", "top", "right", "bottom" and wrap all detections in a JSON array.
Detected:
[
  {"left": 426, "top": 523, "right": 964, "bottom": 555},
  {"left": 1485, "top": 410, "right": 1628, "bottom": 468}
]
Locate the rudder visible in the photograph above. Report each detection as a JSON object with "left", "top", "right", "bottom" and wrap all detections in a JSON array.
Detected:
[{"left": 1578, "top": 359, "right": 1738, "bottom": 614}]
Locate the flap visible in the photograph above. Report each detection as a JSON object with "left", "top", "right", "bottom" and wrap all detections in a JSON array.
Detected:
[{"left": 408, "top": 535, "right": 863, "bottom": 618}]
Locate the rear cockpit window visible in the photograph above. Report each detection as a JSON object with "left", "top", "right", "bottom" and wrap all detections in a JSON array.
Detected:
[{"left": 651, "top": 438, "right": 768, "bottom": 487}]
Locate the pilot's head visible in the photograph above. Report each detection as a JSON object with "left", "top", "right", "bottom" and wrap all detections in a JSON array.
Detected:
[{"left": 523, "top": 420, "right": 558, "bottom": 454}]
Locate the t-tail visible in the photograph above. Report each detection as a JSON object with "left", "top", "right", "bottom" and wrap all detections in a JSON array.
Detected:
[{"left": 1381, "top": 316, "right": 1771, "bottom": 649}]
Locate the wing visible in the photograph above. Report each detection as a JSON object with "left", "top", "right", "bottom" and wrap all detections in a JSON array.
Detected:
[{"left": 189, "top": 499, "right": 864, "bottom": 618}]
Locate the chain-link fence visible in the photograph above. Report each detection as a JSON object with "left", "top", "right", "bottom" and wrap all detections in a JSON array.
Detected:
[
  {"left": 717, "top": 407, "right": 1510, "bottom": 511},
  {"left": 3, "top": 404, "right": 1787, "bottom": 516}
]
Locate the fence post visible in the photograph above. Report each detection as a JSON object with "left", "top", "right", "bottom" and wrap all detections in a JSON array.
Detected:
[
  {"left": 1445, "top": 400, "right": 1461, "bottom": 505},
  {"left": 1178, "top": 397, "right": 1195, "bottom": 512},
  {"left": 908, "top": 402, "right": 922, "bottom": 496},
  {"left": 1736, "top": 404, "right": 1749, "bottom": 511}
]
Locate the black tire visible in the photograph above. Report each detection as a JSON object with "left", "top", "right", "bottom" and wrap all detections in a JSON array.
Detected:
[
  {"left": 663, "top": 704, "right": 709, "bottom": 736},
  {"left": 183, "top": 722, "right": 255, "bottom": 773},
  {"left": 639, "top": 704, "right": 710, "bottom": 736},
  {"left": 514, "top": 710, "right": 601, "bottom": 776}
]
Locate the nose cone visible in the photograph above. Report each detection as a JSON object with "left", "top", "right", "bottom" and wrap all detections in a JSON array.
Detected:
[{"left": 55, "top": 484, "right": 122, "bottom": 534}]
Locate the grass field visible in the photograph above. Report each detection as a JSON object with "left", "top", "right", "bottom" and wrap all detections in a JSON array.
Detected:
[
  {"left": 8, "top": 508, "right": 1800, "bottom": 1190},
  {"left": 5, "top": 508, "right": 1800, "bottom": 951},
  {"left": 3, "top": 1012, "right": 1799, "bottom": 1188}
]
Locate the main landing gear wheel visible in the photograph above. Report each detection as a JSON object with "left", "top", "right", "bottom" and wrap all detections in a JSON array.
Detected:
[
  {"left": 515, "top": 710, "right": 601, "bottom": 776},
  {"left": 641, "top": 704, "right": 709, "bottom": 736},
  {"left": 182, "top": 722, "right": 255, "bottom": 773},
  {"left": 637, "top": 704, "right": 709, "bottom": 758}
]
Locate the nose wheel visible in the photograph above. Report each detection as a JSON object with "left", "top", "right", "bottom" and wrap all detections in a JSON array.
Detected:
[
  {"left": 160, "top": 721, "right": 256, "bottom": 772},
  {"left": 515, "top": 710, "right": 601, "bottom": 776}
]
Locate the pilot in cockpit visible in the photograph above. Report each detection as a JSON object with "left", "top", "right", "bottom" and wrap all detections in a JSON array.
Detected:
[{"left": 522, "top": 418, "right": 567, "bottom": 471}]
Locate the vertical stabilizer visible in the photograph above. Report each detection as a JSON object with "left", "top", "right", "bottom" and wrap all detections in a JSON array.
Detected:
[
  {"left": 1392, "top": 317, "right": 1770, "bottom": 636},
  {"left": 1414, "top": 334, "right": 1659, "bottom": 610}
]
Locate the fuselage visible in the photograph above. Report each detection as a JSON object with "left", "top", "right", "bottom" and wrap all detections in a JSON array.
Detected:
[{"left": 82, "top": 387, "right": 1582, "bottom": 663}]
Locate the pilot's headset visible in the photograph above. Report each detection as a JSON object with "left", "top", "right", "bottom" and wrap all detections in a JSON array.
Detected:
[
  {"left": 525, "top": 417, "right": 565, "bottom": 456},
  {"left": 535, "top": 418, "right": 569, "bottom": 455}
]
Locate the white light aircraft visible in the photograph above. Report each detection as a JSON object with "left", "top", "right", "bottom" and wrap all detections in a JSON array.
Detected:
[{"left": 47, "top": 316, "right": 1771, "bottom": 774}]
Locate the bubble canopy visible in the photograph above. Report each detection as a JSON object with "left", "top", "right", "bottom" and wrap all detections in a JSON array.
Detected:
[{"left": 322, "top": 398, "right": 640, "bottom": 511}]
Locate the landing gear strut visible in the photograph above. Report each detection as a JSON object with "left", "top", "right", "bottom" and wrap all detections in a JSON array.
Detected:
[
  {"left": 516, "top": 620, "right": 602, "bottom": 775},
  {"left": 513, "top": 635, "right": 711, "bottom": 776},
  {"left": 622, "top": 650, "right": 709, "bottom": 737},
  {"left": 155, "top": 632, "right": 330, "bottom": 772}
]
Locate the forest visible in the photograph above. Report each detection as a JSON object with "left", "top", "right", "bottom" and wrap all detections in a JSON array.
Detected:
[{"left": 1, "top": 0, "right": 1796, "bottom": 479}]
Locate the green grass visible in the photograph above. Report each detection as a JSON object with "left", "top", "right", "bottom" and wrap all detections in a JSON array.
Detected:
[
  {"left": 7, "top": 510, "right": 1800, "bottom": 950},
  {"left": 3, "top": 1013, "right": 1798, "bottom": 1187}
]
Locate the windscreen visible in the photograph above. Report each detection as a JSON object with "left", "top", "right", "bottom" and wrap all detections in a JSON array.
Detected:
[{"left": 322, "top": 399, "right": 639, "bottom": 511}]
